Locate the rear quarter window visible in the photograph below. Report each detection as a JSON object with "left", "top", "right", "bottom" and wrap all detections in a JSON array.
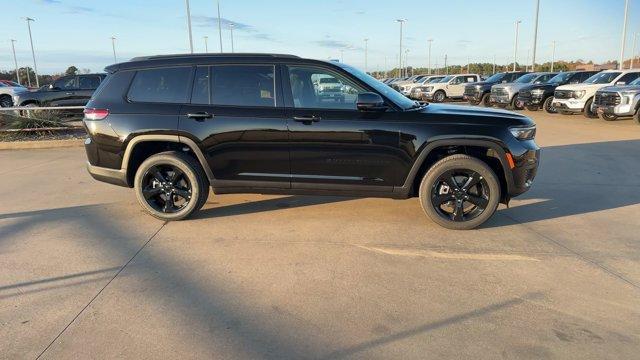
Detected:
[{"left": 127, "top": 67, "right": 192, "bottom": 103}]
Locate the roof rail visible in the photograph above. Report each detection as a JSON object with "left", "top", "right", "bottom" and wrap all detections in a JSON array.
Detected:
[{"left": 129, "top": 53, "right": 300, "bottom": 62}]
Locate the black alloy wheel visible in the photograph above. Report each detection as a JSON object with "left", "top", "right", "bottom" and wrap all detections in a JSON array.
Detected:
[
  {"left": 543, "top": 96, "right": 557, "bottom": 114},
  {"left": 0, "top": 95, "right": 12, "bottom": 108},
  {"left": 480, "top": 93, "right": 491, "bottom": 107},
  {"left": 141, "top": 165, "right": 192, "bottom": 214},
  {"left": 599, "top": 113, "right": 618, "bottom": 121}
]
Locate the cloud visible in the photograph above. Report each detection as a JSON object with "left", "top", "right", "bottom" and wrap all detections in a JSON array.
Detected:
[
  {"left": 313, "top": 39, "right": 362, "bottom": 51},
  {"left": 191, "top": 16, "right": 276, "bottom": 42}
]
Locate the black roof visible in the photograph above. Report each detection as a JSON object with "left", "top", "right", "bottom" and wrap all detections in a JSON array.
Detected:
[{"left": 106, "top": 53, "right": 304, "bottom": 73}]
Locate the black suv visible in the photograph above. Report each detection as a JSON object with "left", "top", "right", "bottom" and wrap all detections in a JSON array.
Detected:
[
  {"left": 516, "top": 71, "right": 598, "bottom": 113},
  {"left": 83, "top": 54, "right": 540, "bottom": 230},
  {"left": 14, "top": 73, "right": 106, "bottom": 107},
  {"left": 463, "top": 72, "right": 529, "bottom": 106}
]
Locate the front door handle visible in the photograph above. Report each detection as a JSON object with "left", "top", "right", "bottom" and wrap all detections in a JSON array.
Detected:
[
  {"left": 293, "top": 115, "right": 321, "bottom": 124},
  {"left": 65, "top": 92, "right": 74, "bottom": 95},
  {"left": 187, "top": 112, "right": 214, "bottom": 121}
]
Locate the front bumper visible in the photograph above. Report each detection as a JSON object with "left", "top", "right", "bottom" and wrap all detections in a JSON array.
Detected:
[
  {"left": 591, "top": 103, "right": 635, "bottom": 116},
  {"left": 551, "top": 98, "right": 586, "bottom": 112},
  {"left": 509, "top": 146, "right": 541, "bottom": 197},
  {"left": 517, "top": 94, "right": 544, "bottom": 107},
  {"left": 463, "top": 91, "right": 482, "bottom": 102},
  {"left": 489, "top": 94, "right": 512, "bottom": 106}
]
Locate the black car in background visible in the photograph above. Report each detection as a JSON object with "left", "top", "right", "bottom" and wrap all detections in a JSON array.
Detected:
[
  {"left": 83, "top": 53, "right": 540, "bottom": 230},
  {"left": 14, "top": 73, "right": 106, "bottom": 107},
  {"left": 464, "top": 72, "right": 529, "bottom": 106},
  {"left": 516, "top": 71, "right": 598, "bottom": 113}
]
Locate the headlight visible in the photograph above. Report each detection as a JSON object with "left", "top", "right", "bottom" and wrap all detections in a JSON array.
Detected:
[
  {"left": 531, "top": 89, "right": 545, "bottom": 96},
  {"left": 509, "top": 126, "right": 536, "bottom": 140},
  {"left": 573, "top": 90, "right": 585, "bottom": 99},
  {"left": 426, "top": 86, "right": 434, "bottom": 92},
  {"left": 620, "top": 91, "right": 637, "bottom": 105}
]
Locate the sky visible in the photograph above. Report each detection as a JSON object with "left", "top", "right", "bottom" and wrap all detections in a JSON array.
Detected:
[{"left": 1, "top": 0, "right": 639, "bottom": 74}]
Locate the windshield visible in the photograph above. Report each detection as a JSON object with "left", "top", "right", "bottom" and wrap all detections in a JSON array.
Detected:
[
  {"left": 584, "top": 72, "right": 621, "bottom": 84},
  {"left": 484, "top": 73, "right": 505, "bottom": 82},
  {"left": 514, "top": 73, "right": 538, "bottom": 84},
  {"left": 547, "top": 72, "right": 574, "bottom": 84},
  {"left": 426, "top": 77, "right": 443, "bottom": 83},
  {"left": 339, "top": 63, "right": 417, "bottom": 110},
  {"left": 439, "top": 75, "right": 454, "bottom": 83}
]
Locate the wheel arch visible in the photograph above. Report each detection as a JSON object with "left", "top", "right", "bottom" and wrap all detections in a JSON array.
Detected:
[
  {"left": 396, "top": 138, "right": 514, "bottom": 203},
  {"left": 121, "top": 135, "right": 214, "bottom": 187}
]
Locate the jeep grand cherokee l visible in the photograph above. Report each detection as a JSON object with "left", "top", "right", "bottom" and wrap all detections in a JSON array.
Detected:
[
  {"left": 516, "top": 71, "right": 598, "bottom": 113},
  {"left": 83, "top": 54, "right": 540, "bottom": 230}
]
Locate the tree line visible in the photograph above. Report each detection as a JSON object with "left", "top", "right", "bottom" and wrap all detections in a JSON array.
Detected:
[{"left": 0, "top": 66, "right": 91, "bottom": 87}]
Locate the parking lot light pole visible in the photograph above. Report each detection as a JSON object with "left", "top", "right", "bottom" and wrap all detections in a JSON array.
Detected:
[
  {"left": 427, "top": 39, "right": 433, "bottom": 74},
  {"left": 619, "top": 0, "right": 629, "bottom": 70},
  {"left": 405, "top": 49, "right": 410, "bottom": 76},
  {"left": 531, "top": 0, "right": 540, "bottom": 72},
  {"left": 217, "top": 0, "right": 224, "bottom": 52},
  {"left": 204, "top": 36, "right": 209, "bottom": 52},
  {"left": 111, "top": 36, "right": 117, "bottom": 63},
  {"left": 444, "top": 54, "right": 448, "bottom": 75},
  {"left": 364, "top": 38, "right": 369, "bottom": 72},
  {"left": 551, "top": 41, "right": 556, "bottom": 72},
  {"left": 229, "top": 23, "right": 235, "bottom": 53},
  {"left": 513, "top": 20, "right": 521, "bottom": 71},
  {"left": 10, "top": 39, "right": 20, "bottom": 85},
  {"left": 631, "top": 33, "right": 638, "bottom": 69},
  {"left": 24, "top": 17, "right": 39, "bottom": 88},
  {"left": 396, "top": 19, "right": 406, "bottom": 77},
  {"left": 493, "top": 54, "right": 496, "bottom": 74},
  {"left": 184, "top": 0, "right": 194, "bottom": 53}
]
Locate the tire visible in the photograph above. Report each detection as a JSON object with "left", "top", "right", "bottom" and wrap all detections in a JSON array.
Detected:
[
  {"left": 418, "top": 154, "right": 501, "bottom": 230},
  {"left": 0, "top": 95, "right": 12, "bottom": 108},
  {"left": 635, "top": 108, "right": 640, "bottom": 125},
  {"left": 599, "top": 113, "right": 618, "bottom": 121},
  {"left": 525, "top": 105, "right": 538, "bottom": 111},
  {"left": 433, "top": 90, "right": 446, "bottom": 103},
  {"left": 480, "top": 93, "right": 492, "bottom": 107},
  {"left": 543, "top": 96, "right": 557, "bottom": 114},
  {"left": 583, "top": 98, "right": 597, "bottom": 118},
  {"left": 509, "top": 95, "right": 524, "bottom": 110},
  {"left": 134, "top": 151, "right": 209, "bottom": 221},
  {"left": 468, "top": 100, "right": 479, "bottom": 106}
]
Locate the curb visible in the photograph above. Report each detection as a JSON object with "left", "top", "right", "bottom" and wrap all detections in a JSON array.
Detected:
[{"left": 0, "top": 138, "right": 85, "bottom": 150}]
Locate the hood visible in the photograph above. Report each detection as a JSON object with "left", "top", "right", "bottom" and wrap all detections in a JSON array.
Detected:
[
  {"left": 597, "top": 84, "right": 640, "bottom": 93},
  {"left": 420, "top": 103, "right": 534, "bottom": 127},
  {"left": 523, "top": 83, "right": 555, "bottom": 91},
  {"left": 556, "top": 83, "right": 605, "bottom": 91},
  {"left": 0, "top": 87, "right": 28, "bottom": 96},
  {"left": 494, "top": 82, "right": 530, "bottom": 92}
]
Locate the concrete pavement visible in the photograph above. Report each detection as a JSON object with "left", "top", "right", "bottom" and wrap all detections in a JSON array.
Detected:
[{"left": 1, "top": 110, "right": 639, "bottom": 359}]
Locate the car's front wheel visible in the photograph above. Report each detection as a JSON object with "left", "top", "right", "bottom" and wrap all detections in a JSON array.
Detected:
[
  {"left": 432, "top": 90, "right": 446, "bottom": 103},
  {"left": 599, "top": 113, "right": 618, "bottom": 121},
  {"left": 134, "top": 151, "right": 209, "bottom": 221},
  {"left": 543, "top": 96, "right": 557, "bottom": 114},
  {"left": 419, "top": 155, "right": 500, "bottom": 230},
  {"left": 583, "top": 98, "right": 597, "bottom": 118},
  {"left": 0, "top": 95, "right": 12, "bottom": 108}
]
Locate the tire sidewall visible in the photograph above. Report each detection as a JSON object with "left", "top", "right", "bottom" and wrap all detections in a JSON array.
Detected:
[
  {"left": 134, "top": 153, "right": 202, "bottom": 221},
  {"left": 544, "top": 96, "right": 557, "bottom": 114},
  {"left": 419, "top": 156, "right": 501, "bottom": 230},
  {"left": 583, "top": 98, "right": 597, "bottom": 118},
  {"left": 434, "top": 90, "right": 445, "bottom": 103}
]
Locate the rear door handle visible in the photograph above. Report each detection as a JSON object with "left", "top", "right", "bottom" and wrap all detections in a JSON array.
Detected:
[
  {"left": 293, "top": 116, "right": 321, "bottom": 124},
  {"left": 187, "top": 112, "right": 214, "bottom": 121}
]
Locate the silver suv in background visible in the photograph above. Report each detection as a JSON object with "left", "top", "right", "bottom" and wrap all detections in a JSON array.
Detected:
[
  {"left": 490, "top": 72, "right": 557, "bottom": 109},
  {"left": 591, "top": 76, "right": 640, "bottom": 122}
]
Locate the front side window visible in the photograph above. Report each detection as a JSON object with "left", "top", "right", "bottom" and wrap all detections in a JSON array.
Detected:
[
  {"left": 78, "top": 76, "right": 102, "bottom": 89},
  {"left": 127, "top": 67, "right": 192, "bottom": 103},
  {"left": 53, "top": 76, "right": 77, "bottom": 90},
  {"left": 287, "top": 66, "right": 365, "bottom": 110},
  {"left": 211, "top": 65, "right": 275, "bottom": 107},
  {"left": 617, "top": 72, "right": 640, "bottom": 85}
]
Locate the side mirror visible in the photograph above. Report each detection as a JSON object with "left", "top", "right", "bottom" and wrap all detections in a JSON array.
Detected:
[
  {"left": 356, "top": 92, "right": 387, "bottom": 112},
  {"left": 616, "top": 81, "right": 626, "bottom": 85},
  {"left": 501, "top": 80, "right": 507, "bottom": 83}
]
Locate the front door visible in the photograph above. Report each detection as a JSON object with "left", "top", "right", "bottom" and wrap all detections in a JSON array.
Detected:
[
  {"left": 283, "top": 64, "right": 407, "bottom": 191},
  {"left": 448, "top": 75, "right": 477, "bottom": 97},
  {"left": 179, "top": 64, "right": 289, "bottom": 188},
  {"left": 49, "top": 76, "right": 78, "bottom": 106}
]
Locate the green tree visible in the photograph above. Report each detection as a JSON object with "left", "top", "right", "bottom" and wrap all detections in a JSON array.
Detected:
[{"left": 65, "top": 66, "right": 78, "bottom": 76}]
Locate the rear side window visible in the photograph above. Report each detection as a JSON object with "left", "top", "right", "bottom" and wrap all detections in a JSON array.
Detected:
[
  {"left": 211, "top": 65, "right": 275, "bottom": 107},
  {"left": 79, "top": 75, "right": 102, "bottom": 89},
  {"left": 128, "top": 67, "right": 192, "bottom": 103}
]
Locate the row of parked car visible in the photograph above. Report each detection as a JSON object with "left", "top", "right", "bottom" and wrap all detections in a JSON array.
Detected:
[{"left": 382, "top": 69, "right": 640, "bottom": 123}]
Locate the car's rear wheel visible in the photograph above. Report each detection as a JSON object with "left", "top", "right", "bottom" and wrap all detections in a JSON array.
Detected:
[
  {"left": 0, "top": 95, "right": 12, "bottom": 108},
  {"left": 433, "top": 90, "right": 446, "bottom": 103},
  {"left": 510, "top": 95, "right": 524, "bottom": 110},
  {"left": 583, "top": 98, "right": 597, "bottom": 118},
  {"left": 635, "top": 108, "right": 640, "bottom": 125},
  {"left": 599, "top": 113, "right": 618, "bottom": 121},
  {"left": 543, "top": 96, "right": 557, "bottom": 114},
  {"left": 526, "top": 105, "right": 538, "bottom": 111},
  {"left": 134, "top": 151, "right": 209, "bottom": 221},
  {"left": 419, "top": 155, "right": 500, "bottom": 230}
]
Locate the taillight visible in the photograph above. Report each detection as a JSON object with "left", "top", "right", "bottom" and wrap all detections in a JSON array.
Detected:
[{"left": 84, "top": 108, "right": 109, "bottom": 120}]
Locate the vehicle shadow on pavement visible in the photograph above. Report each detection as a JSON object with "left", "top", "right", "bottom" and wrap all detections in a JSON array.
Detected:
[
  {"left": 487, "top": 139, "right": 640, "bottom": 227},
  {"left": 194, "top": 195, "right": 354, "bottom": 219},
  {"left": 320, "top": 292, "right": 543, "bottom": 360}
]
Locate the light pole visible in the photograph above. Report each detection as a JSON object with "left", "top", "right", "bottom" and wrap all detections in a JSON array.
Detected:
[
  {"left": 513, "top": 20, "right": 521, "bottom": 71},
  {"left": 531, "top": 0, "right": 540, "bottom": 71},
  {"left": 467, "top": 55, "right": 470, "bottom": 73},
  {"left": 110, "top": 36, "right": 117, "bottom": 63},
  {"left": 25, "top": 17, "right": 39, "bottom": 87},
  {"left": 204, "top": 36, "right": 209, "bottom": 52},
  {"left": 427, "top": 38, "right": 433, "bottom": 75},
  {"left": 384, "top": 56, "right": 388, "bottom": 78},
  {"left": 631, "top": 33, "right": 639, "bottom": 69},
  {"left": 184, "top": 0, "right": 194, "bottom": 53},
  {"left": 10, "top": 39, "right": 20, "bottom": 85},
  {"left": 396, "top": 19, "right": 406, "bottom": 78},
  {"left": 405, "top": 49, "right": 410, "bottom": 76},
  {"left": 619, "top": 0, "right": 629, "bottom": 70},
  {"left": 492, "top": 54, "right": 496, "bottom": 74},
  {"left": 217, "top": 0, "right": 223, "bottom": 52},
  {"left": 444, "top": 54, "right": 448, "bottom": 75},
  {"left": 229, "top": 23, "right": 235, "bottom": 53},
  {"left": 551, "top": 41, "right": 556, "bottom": 72},
  {"left": 364, "top": 38, "right": 369, "bottom": 72}
]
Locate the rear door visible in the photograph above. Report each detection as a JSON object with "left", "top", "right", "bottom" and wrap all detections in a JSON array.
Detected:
[
  {"left": 179, "top": 63, "right": 289, "bottom": 188},
  {"left": 76, "top": 75, "right": 103, "bottom": 105}
]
